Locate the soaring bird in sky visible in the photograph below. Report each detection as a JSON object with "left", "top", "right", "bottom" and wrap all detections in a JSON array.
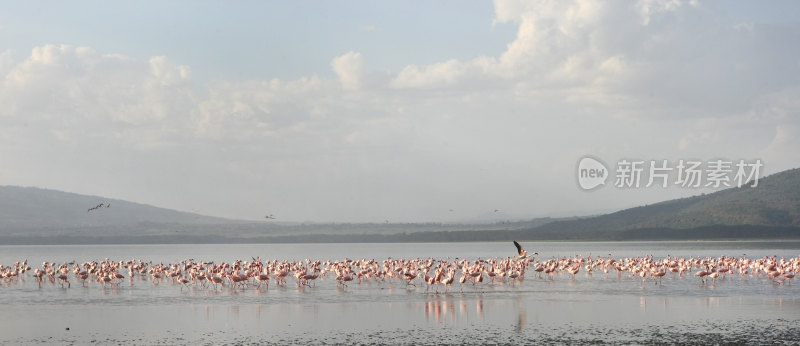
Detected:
[
  {"left": 513, "top": 240, "right": 537, "bottom": 259},
  {"left": 87, "top": 203, "right": 105, "bottom": 212}
]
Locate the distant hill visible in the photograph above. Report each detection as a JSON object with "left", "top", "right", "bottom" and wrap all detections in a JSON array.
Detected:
[
  {"left": 0, "top": 186, "right": 237, "bottom": 236},
  {"left": 0, "top": 185, "right": 557, "bottom": 243},
  {"left": 1, "top": 167, "right": 798, "bottom": 244},
  {"left": 523, "top": 168, "right": 800, "bottom": 240}
]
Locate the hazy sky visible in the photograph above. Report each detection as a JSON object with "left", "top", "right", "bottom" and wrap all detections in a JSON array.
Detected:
[{"left": 1, "top": 1, "right": 799, "bottom": 222}]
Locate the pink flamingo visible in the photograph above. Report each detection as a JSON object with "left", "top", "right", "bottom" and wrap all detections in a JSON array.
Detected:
[
  {"left": 151, "top": 272, "right": 162, "bottom": 285},
  {"left": 404, "top": 270, "right": 418, "bottom": 287},
  {"left": 57, "top": 274, "right": 70, "bottom": 288},
  {"left": 178, "top": 278, "right": 191, "bottom": 291},
  {"left": 209, "top": 274, "right": 224, "bottom": 290},
  {"left": 423, "top": 270, "right": 435, "bottom": 293},
  {"left": 337, "top": 269, "right": 354, "bottom": 288},
  {"left": 458, "top": 273, "right": 469, "bottom": 293},
  {"left": 513, "top": 241, "right": 537, "bottom": 260},
  {"left": 708, "top": 270, "right": 720, "bottom": 285},
  {"left": 442, "top": 269, "right": 455, "bottom": 293},
  {"left": 274, "top": 268, "right": 288, "bottom": 286},
  {"left": 767, "top": 269, "right": 782, "bottom": 282},
  {"left": 652, "top": 269, "right": 666, "bottom": 285},
  {"left": 255, "top": 271, "right": 270, "bottom": 289},
  {"left": 695, "top": 268, "right": 709, "bottom": 284},
  {"left": 34, "top": 269, "right": 45, "bottom": 288},
  {"left": 196, "top": 272, "right": 208, "bottom": 288},
  {"left": 567, "top": 264, "right": 580, "bottom": 280},
  {"left": 303, "top": 272, "right": 319, "bottom": 287}
]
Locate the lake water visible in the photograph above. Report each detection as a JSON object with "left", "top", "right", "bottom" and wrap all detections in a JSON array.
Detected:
[{"left": 1, "top": 241, "right": 799, "bottom": 345}]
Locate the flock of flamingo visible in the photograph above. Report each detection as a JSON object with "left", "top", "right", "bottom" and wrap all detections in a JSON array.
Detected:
[{"left": 0, "top": 242, "right": 797, "bottom": 293}]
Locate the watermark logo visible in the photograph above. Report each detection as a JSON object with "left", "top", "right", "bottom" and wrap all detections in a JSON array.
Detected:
[
  {"left": 577, "top": 156, "right": 609, "bottom": 190},
  {"left": 577, "top": 157, "right": 763, "bottom": 191}
]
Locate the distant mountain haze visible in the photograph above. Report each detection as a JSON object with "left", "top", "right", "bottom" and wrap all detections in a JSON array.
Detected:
[
  {"left": 0, "top": 186, "right": 236, "bottom": 232},
  {"left": 0, "top": 168, "right": 798, "bottom": 243}
]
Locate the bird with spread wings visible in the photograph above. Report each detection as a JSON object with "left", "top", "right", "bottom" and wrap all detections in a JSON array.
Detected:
[{"left": 513, "top": 240, "right": 537, "bottom": 259}]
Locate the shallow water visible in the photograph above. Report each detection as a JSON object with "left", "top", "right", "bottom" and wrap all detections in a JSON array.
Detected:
[{"left": 1, "top": 241, "right": 799, "bottom": 345}]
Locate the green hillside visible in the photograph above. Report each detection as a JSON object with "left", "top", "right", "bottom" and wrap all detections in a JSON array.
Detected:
[{"left": 526, "top": 168, "right": 800, "bottom": 239}]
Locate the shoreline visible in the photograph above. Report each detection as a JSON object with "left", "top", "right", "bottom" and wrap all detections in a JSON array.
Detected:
[{"left": 5, "top": 318, "right": 798, "bottom": 345}]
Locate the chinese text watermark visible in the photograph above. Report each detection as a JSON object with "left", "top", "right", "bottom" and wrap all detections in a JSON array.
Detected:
[{"left": 577, "top": 157, "right": 763, "bottom": 191}]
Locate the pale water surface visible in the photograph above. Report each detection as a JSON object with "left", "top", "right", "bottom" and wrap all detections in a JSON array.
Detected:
[{"left": 1, "top": 241, "right": 799, "bottom": 345}]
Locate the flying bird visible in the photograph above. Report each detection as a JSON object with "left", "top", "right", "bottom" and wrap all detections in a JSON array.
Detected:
[
  {"left": 87, "top": 203, "right": 105, "bottom": 212},
  {"left": 513, "top": 240, "right": 537, "bottom": 259},
  {"left": 265, "top": 214, "right": 276, "bottom": 219}
]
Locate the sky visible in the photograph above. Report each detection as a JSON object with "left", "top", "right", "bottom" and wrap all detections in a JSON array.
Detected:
[{"left": 1, "top": 0, "right": 799, "bottom": 223}]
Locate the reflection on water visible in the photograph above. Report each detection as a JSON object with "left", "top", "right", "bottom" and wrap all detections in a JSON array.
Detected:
[
  {"left": 515, "top": 309, "right": 525, "bottom": 333},
  {"left": 230, "top": 304, "right": 239, "bottom": 320},
  {"left": 420, "top": 295, "right": 528, "bottom": 330},
  {"left": 0, "top": 290, "right": 798, "bottom": 344},
  {"left": 702, "top": 296, "right": 720, "bottom": 308}
]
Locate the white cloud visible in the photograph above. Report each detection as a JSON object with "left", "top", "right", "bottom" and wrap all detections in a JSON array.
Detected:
[
  {"left": 760, "top": 124, "right": 800, "bottom": 173},
  {"left": 390, "top": 59, "right": 467, "bottom": 89},
  {"left": 148, "top": 56, "right": 192, "bottom": 87},
  {"left": 331, "top": 51, "right": 364, "bottom": 90},
  {"left": 0, "top": 44, "right": 196, "bottom": 148},
  {"left": 390, "top": 0, "right": 800, "bottom": 124},
  {"left": 192, "top": 75, "right": 332, "bottom": 140},
  {"left": 635, "top": 0, "right": 682, "bottom": 26},
  {"left": 0, "top": 1, "right": 798, "bottom": 222}
]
